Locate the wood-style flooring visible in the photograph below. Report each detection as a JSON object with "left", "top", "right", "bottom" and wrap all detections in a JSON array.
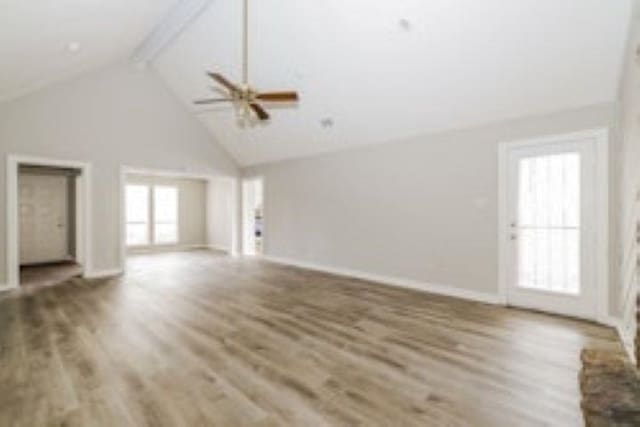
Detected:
[
  {"left": 0, "top": 250, "right": 622, "bottom": 426},
  {"left": 20, "top": 261, "right": 83, "bottom": 291}
]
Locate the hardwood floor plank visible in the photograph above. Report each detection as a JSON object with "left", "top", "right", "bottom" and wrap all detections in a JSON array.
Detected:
[{"left": 0, "top": 250, "right": 622, "bottom": 426}]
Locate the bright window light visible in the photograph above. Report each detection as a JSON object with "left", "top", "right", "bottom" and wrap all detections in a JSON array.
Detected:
[
  {"left": 153, "top": 186, "right": 178, "bottom": 245},
  {"left": 126, "top": 185, "right": 150, "bottom": 246},
  {"left": 517, "top": 153, "right": 581, "bottom": 295}
]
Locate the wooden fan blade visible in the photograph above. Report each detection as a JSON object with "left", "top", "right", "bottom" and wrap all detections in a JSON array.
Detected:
[
  {"left": 207, "top": 72, "right": 241, "bottom": 94},
  {"left": 256, "top": 91, "right": 299, "bottom": 102},
  {"left": 210, "top": 86, "right": 229, "bottom": 96},
  {"left": 249, "top": 103, "right": 270, "bottom": 120},
  {"left": 193, "top": 98, "right": 233, "bottom": 105}
]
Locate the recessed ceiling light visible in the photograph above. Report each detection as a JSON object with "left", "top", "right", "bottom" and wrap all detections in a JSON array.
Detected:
[
  {"left": 66, "top": 42, "right": 81, "bottom": 53},
  {"left": 320, "top": 118, "right": 334, "bottom": 128},
  {"left": 399, "top": 19, "right": 411, "bottom": 31}
]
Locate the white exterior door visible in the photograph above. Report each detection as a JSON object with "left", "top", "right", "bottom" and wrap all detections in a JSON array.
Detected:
[
  {"left": 19, "top": 174, "right": 70, "bottom": 264},
  {"left": 504, "top": 135, "right": 600, "bottom": 319}
]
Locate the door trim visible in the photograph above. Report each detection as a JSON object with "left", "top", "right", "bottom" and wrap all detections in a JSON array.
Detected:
[
  {"left": 497, "top": 128, "right": 609, "bottom": 322},
  {"left": 6, "top": 155, "right": 93, "bottom": 290}
]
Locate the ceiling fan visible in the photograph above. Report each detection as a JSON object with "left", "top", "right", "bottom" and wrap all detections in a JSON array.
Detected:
[{"left": 193, "top": 0, "right": 299, "bottom": 122}]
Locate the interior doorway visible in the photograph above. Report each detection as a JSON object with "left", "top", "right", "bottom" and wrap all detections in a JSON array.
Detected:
[
  {"left": 242, "top": 177, "right": 264, "bottom": 256},
  {"left": 499, "top": 129, "right": 608, "bottom": 321},
  {"left": 6, "top": 156, "right": 92, "bottom": 290},
  {"left": 19, "top": 166, "right": 83, "bottom": 288}
]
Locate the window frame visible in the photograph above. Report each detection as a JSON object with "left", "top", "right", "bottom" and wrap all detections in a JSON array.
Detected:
[{"left": 125, "top": 183, "right": 179, "bottom": 248}]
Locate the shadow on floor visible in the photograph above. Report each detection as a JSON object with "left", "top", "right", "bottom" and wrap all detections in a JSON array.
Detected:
[{"left": 20, "top": 261, "right": 83, "bottom": 291}]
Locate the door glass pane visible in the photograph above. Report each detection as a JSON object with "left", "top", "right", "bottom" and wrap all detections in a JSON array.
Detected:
[
  {"left": 154, "top": 187, "right": 177, "bottom": 223},
  {"left": 153, "top": 186, "right": 178, "bottom": 244},
  {"left": 126, "top": 185, "right": 149, "bottom": 246},
  {"left": 126, "top": 224, "right": 148, "bottom": 246},
  {"left": 154, "top": 224, "right": 178, "bottom": 245},
  {"left": 517, "top": 153, "right": 580, "bottom": 294},
  {"left": 126, "top": 185, "right": 149, "bottom": 223}
]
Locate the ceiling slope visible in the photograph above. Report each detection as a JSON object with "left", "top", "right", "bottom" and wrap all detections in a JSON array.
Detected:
[
  {"left": 154, "top": 0, "right": 631, "bottom": 166},
  {"left": 0, "top": 0, "right": 179, "bottom": 103}
]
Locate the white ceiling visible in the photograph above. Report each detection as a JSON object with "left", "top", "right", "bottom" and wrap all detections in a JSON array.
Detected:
[
  {"left": 154, "top": 0, "right": 632, "bottom": 166},
  {"left": 0, "top": 1, "right": 632, "bottom": 166},
  {"left": 0, "top": 0, "right": 178, "bottom": 102}
]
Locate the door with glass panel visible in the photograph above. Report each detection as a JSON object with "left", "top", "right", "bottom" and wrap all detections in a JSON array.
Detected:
[{"left": 506, "top": 138, "right": 597, "bottom": 319}]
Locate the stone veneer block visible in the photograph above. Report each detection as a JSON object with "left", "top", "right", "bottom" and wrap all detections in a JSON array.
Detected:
[{"left": 580, "top": 349, "right": 640, "bottom": 426}]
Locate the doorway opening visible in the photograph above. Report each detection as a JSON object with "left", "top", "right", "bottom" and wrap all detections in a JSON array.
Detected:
[
  {"left": 121, "top": 170, "right": 212, "bottom": 260},
  {"left": 498, "top": 129, "right": 608, "bottom": 322},
  {"left": 242, "top": 178, "right": 264, "bottom": 256},
  {"left": 118, "top": 167, "right": 239, "bottom": 274},
  {"left": 6, "top": 156, "right": 91, "bottom": 290}
]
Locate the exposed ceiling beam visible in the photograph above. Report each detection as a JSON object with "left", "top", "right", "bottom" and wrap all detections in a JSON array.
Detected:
[{"left": 132, "top": 0, "right": 214, "bottom": 66}]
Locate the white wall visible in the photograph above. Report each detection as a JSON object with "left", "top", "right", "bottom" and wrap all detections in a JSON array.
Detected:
[
  {"left": 244, "top": 104, "right": 616, "bottom": 307},
  {"left": 0, "top": 63, "right": 238, "bottom": 285},
  {"left": 126, "top": 174, "right": 208, "bottom": 249},
  {"left": 613, "top": 0, "right": 640, "bottom": 358}
]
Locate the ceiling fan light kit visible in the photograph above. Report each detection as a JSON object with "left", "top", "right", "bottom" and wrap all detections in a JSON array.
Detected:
[{"left": 194, "top": 0, "right": 299, "bottom": 123}]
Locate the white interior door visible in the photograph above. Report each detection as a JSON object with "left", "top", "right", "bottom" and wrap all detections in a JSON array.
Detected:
[
  {"left": 505, "top": 137, "right": 598, "bottom": 319},
  {"left": 19, "top": 174, "right": 70, "bottom": 264}
]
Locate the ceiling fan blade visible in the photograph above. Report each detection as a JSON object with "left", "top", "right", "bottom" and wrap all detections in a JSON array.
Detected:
[
  {"left": 256, "top": 91, "right": 299, "bottom": 102},
  {"left": 207, "top": 72, "right": 241, "bottom": 94},
  {"left": 193, "top": 98, "right": 233, "bottom": 105},
  {"left": 210, "top": 86, "right": 229, "bottom": 96},
  {"left": 249, "top": 103, "right": 270, "bottom": 120}
]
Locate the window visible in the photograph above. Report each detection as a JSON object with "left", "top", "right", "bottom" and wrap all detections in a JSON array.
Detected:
[
  {"left": 126, "top": 185, "right": 150, "bottom": 246},
  {"left": 153, "top": 186, "right": 178, "bottom": 245},
  {"left": 126, "top": 184, "right": 179, "bottom": 247}
]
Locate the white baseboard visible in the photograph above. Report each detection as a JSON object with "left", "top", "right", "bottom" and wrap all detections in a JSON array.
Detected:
[
  {"left": 0, "top": 283, "right": 18, "bottom": 293},
  {"left": 85, "top": 269, "right": 123, "bottom": 279},
  {"left": 128, "top": 244, "right": 209, "bottom": 255},
  {"left": 263, "top": 255, "right": 502, "bottom": 305},
  {"left": 207, "top": 245, "right": 231, "bottom": 254},
  {"left": 600, "top": 315, "right": 637, "bottom": 364},
  {"left": 600, "top": 315, "right": 621, "bottom": 328},
  {"left": 615, "top": 319, "right": 637, "bottom": 365}
]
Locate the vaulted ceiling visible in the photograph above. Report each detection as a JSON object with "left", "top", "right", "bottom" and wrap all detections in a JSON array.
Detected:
[
  {"left": 0, "top": 0, "right": 178, "bottom": 103},
  {"left": 0, "top": 0, "right": 633, "bottom": 166},
  {"left": 153, "top": 0, "right": 632, "bottom": 166}
]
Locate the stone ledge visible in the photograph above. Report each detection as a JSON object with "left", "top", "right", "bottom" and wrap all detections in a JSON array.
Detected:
[{"left": 580, "top": 349, "right": 640, "bottom": 426}]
